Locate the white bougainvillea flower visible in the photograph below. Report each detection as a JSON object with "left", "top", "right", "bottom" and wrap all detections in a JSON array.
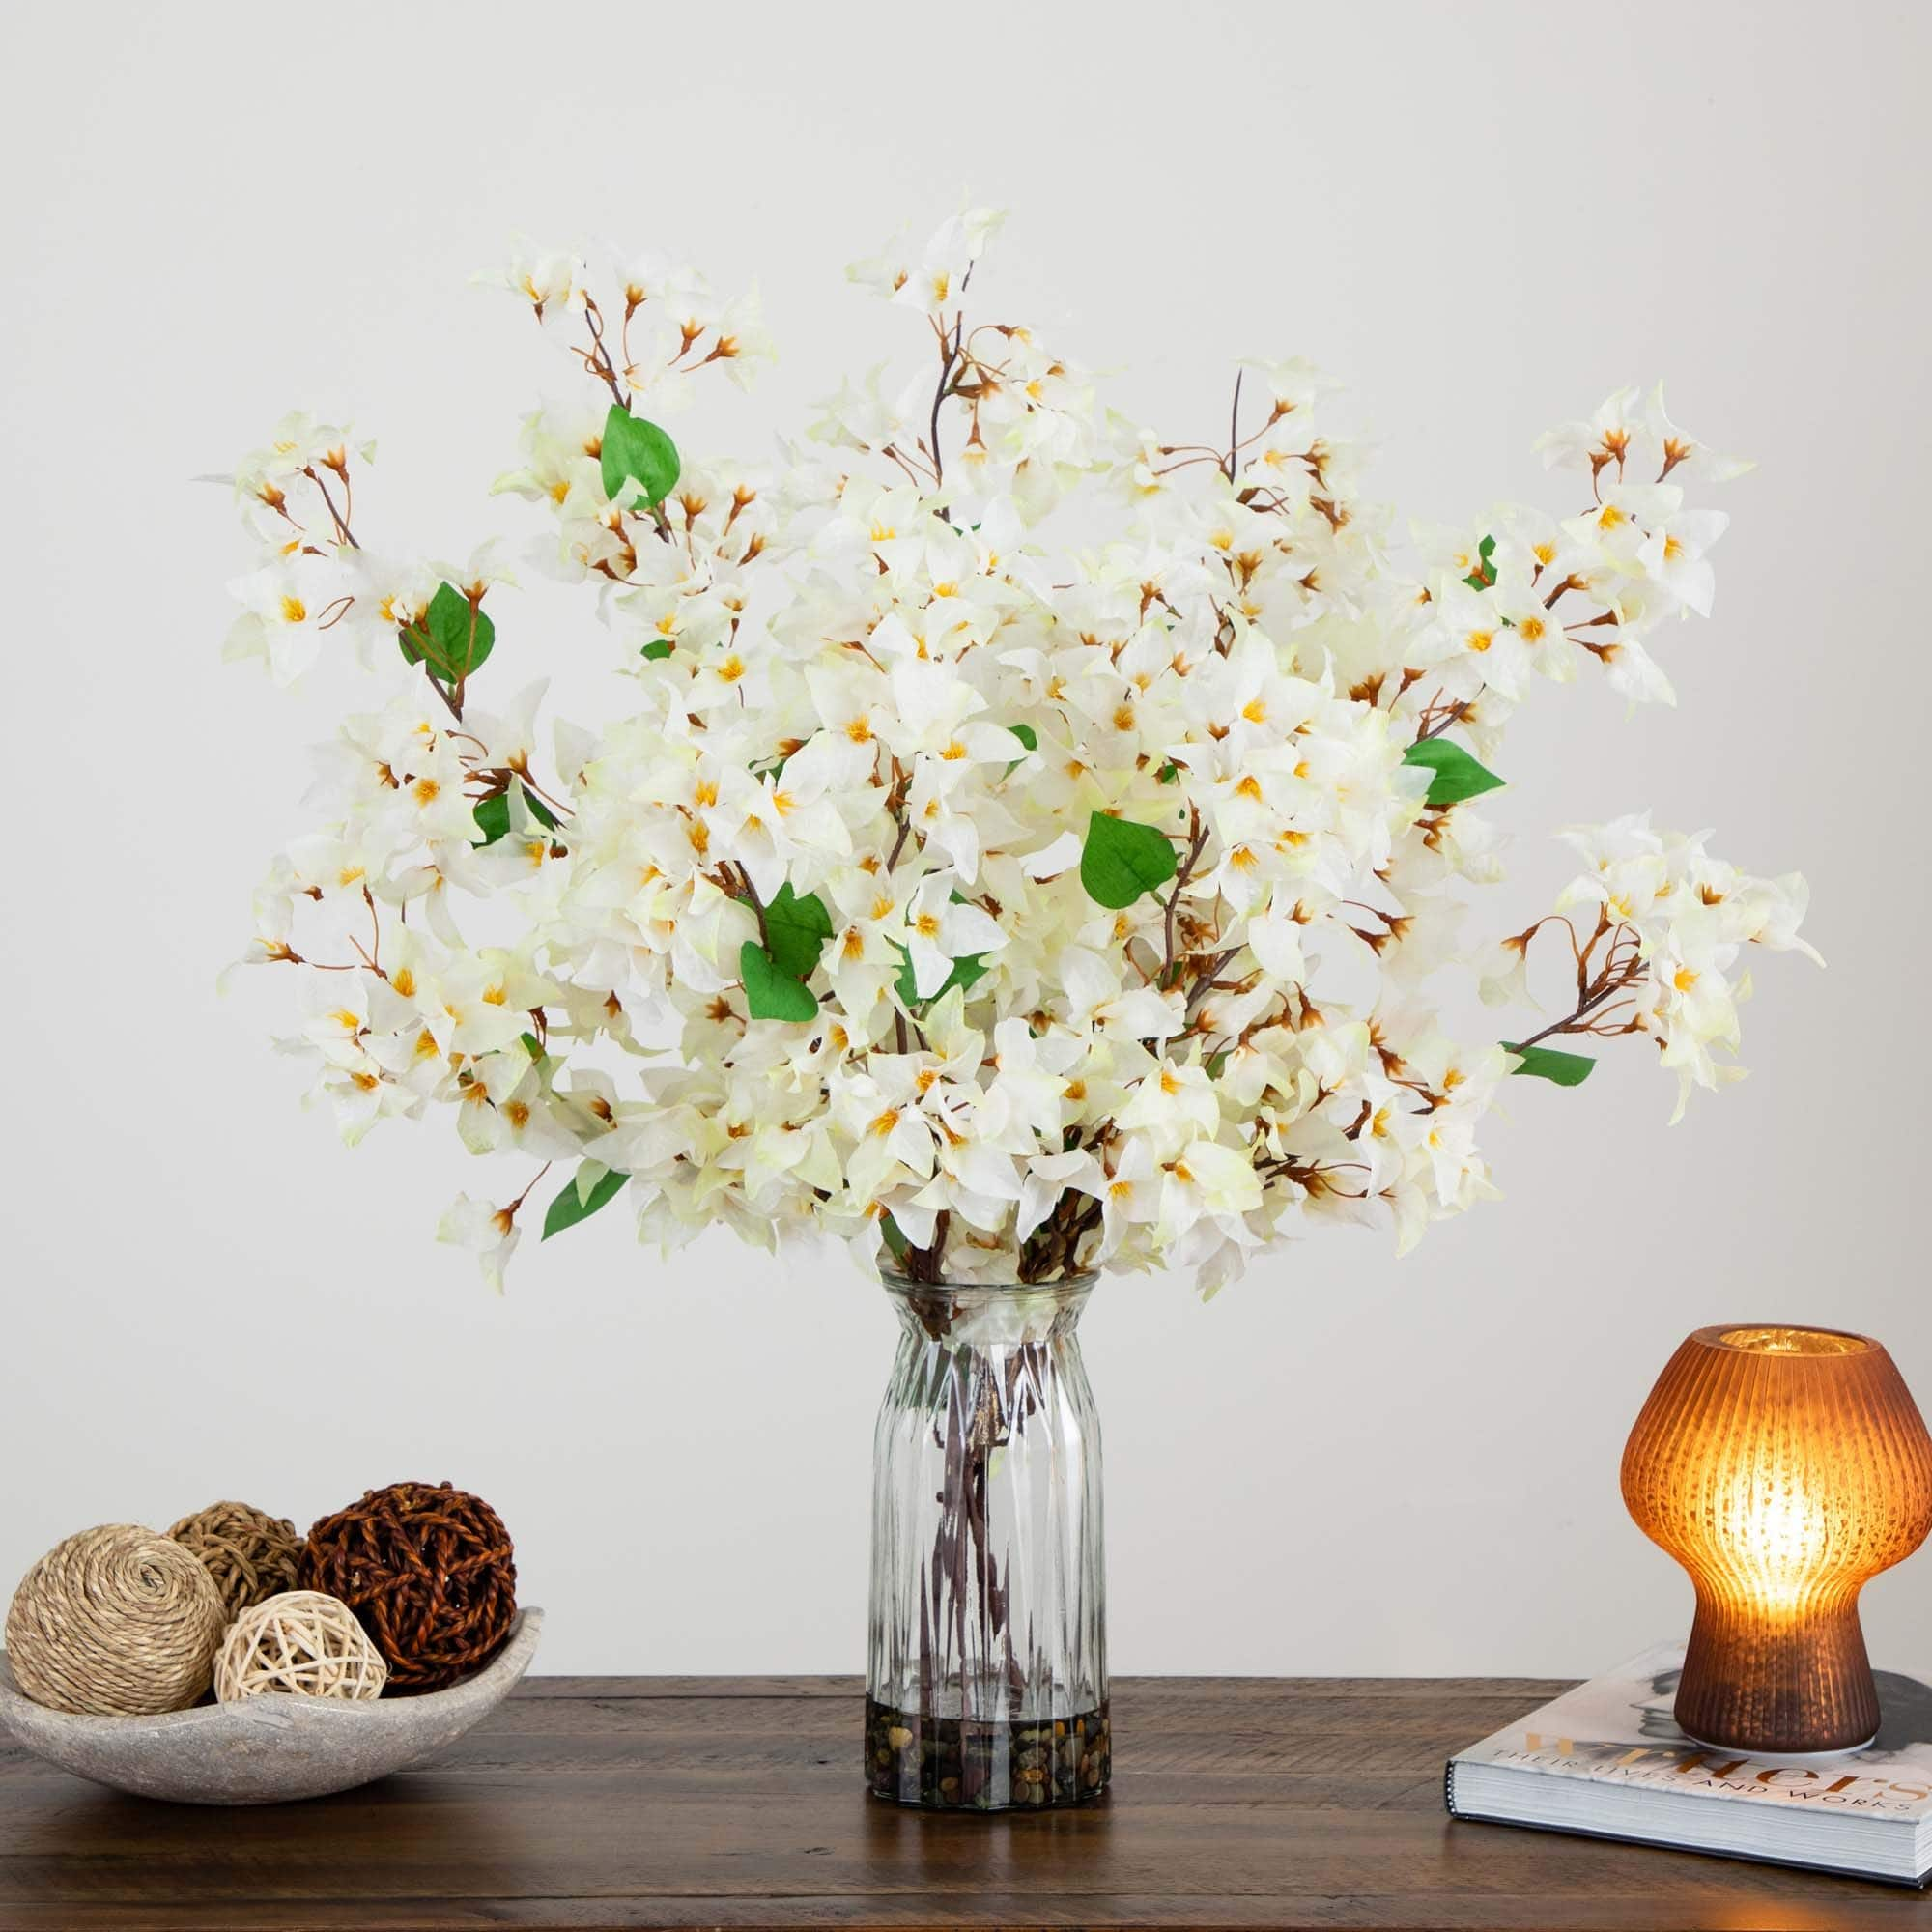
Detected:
[
  {"left": 221, "top": 219, "right": 1814, "bottom": 1293},
  {"left": 882, "top": 206, "right": 1005, "bottom": 316},
  {"left": 1535, "top": 385, "right": 1643, "bottom": 477},
  {"left": 224, "top": 560, "right": 332, "bottom": 685},
  {"left": 438, "top": 1192, "right": 523, "bottom": 1293},
  {"left": 1636, "top": 508, "right": 1729, "bottom": 617},
  {"left": 480, "top": 243, "right": 585, "bottom": 327},
  {"left": 1644, "top": 384, "right": 1754, "bottom": 485},
  {"left": 900, "top": 874, "right": 1006, "bottom": 1001}
]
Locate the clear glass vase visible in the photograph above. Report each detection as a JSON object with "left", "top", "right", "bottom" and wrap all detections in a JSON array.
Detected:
[{"left": 865, "top": 1271, "right": 1109, "bottom": 1810}]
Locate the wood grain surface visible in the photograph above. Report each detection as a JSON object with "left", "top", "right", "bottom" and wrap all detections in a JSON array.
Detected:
[{"left": 1, "top": 1674, "right": 1921, "bottom": 1930}]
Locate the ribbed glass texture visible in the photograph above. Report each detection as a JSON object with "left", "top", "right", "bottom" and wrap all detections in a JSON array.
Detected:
[
  {"left": 865, "top": 1273, "right": 1108, "bottom": 1810},
  {"left": 1622, "top": 1324, "right": 1932, "bottom": 1752}
]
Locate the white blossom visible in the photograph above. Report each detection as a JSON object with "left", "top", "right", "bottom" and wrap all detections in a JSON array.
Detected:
[{"left": 222, "top": 216, "right": 1816, "bottom": 1293}]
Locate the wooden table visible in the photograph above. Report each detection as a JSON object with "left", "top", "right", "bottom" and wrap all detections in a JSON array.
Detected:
[{"left": 1, "top": 1674, "right": 1923, "bottom": 1929}]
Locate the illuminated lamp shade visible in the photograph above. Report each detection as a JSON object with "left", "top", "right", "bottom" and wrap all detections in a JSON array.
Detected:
[{"left": 1622, "top": 1325, "right": 1932, "bottom": 1754}]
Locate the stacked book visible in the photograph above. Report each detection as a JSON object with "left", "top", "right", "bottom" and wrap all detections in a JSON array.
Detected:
[{"left": 1446, "top": 1643, "right": 1932, "bottom": 1887}]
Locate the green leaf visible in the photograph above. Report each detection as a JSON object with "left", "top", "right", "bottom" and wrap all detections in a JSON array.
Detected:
[
  {"left": 1205, "top": 1049, "right": 1230, "bottom": 1080},
  {"left": 542, "top": 1164, "right": 628, "bottom": 1240},
  {"left": 1080, "top": 810, "right": 1179, "bottom": 909},
  {"left": 879, "top": 1212, "right": 910, "bottom": 1260},
  {"left": 473, "top": 782, "right": 556, "bottom": 846},
  {"left": 520, "top": 1031, "right": 543, "bottom": 1058},
  {"left": 1402, "top": 738, "right": 1505, "bottom": 807},
  {"left": 1463, "top": 532, "right": 1497, "bottom": 590},
  {"left": 1505, "top": 1041, "right": 1596, "bottom": 1087},
  {"left": 601, "top": 404, "right": 680, "bottom": 508},
  {"left": 740, "top": 940, "right": 817, "bottom": 1021},
  {"left": 640, "top": 638, "right": 674, "bottom": 661},
  {"left": 400, "top": 582, "right": 496, "bottom": 683},
  {"left": 891, "top": 942, "right": 989, "bottom": 1009},
  {"left": 472, "top": 792, "right": 511, "bottom": 846},
  {"left": 1157, "top": 761, "right": 1179, "bottom": 784},
  {"left": 763, "top": 885, "right": 833, "bottom": 982}
]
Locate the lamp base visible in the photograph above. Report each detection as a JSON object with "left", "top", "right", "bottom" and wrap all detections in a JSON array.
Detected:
[
  {"left": 1674, "top": 1725, "right": 1878, "bottom": 1761},
  {"left": 1675, "top": 1592, "right": 1879, "bottom": 1756}
]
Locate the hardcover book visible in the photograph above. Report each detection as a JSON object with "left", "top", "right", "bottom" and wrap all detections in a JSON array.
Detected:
[{"left": 1445, "top": 1643, "right": 1932, "bottom": 1887}]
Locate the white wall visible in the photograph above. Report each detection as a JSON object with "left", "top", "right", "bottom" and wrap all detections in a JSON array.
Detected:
[{"left": 3, "top": 0, "right": 1927, "bottom": 1680}]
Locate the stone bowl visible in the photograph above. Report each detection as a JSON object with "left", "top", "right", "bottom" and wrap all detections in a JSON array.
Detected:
[{"left": 0, "top": 1605, "right": 542, "bottom": 1804}]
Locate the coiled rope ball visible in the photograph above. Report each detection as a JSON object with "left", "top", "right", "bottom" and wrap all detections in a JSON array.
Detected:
[
  {"left": 167, "top": 1500, "right": 303, "bottom": 1619},
  {"left": 214, "top": 1590, "right": 388, "bottom": 1702},
  {"left": 4, "top": 1524, "right": 226, "bottom": 1715},
  {"left": 300, "top": 1481, "right": 516, "bottom": 1692}
]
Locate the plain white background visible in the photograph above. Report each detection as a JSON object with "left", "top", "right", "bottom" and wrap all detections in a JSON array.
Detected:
[{"left": 2, "top": 0, "right": 1927, "bottom": 1680}]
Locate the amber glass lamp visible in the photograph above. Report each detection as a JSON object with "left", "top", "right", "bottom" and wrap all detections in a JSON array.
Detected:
[{"left": 1621, "top": 1324, "right": 1932, "bottom": 1754}]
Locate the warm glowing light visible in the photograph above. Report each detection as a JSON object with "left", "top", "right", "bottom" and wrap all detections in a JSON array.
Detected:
[{"left": 1622, "top": 1324, "right": 1932, "bottom": 1752}]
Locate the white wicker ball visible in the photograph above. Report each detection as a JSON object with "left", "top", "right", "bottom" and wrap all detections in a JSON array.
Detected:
[{"left": 214, "top": 1590, "right": 387, "bottom": 1703}]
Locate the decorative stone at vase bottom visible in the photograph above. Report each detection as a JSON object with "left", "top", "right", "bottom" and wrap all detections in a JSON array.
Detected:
[{"left": 866, "top": 1273, "right": 1108, "bottom": 1810}]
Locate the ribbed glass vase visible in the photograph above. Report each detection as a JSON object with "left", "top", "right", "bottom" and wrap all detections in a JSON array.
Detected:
[{"left": 865, "top": 1272, "right": 1109, "bottom": 1810}]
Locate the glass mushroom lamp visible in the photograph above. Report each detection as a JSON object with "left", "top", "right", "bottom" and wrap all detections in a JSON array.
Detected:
[{"left": 1622, "top": 1325, "right": 1932, "bottom": 1754}]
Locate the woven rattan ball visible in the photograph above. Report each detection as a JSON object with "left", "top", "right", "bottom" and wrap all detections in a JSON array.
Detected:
[
  {"left": 4, "top": 1523, "right": 226, "bottom": 1715},
  {"left": 167, "top": 1500, "right": 302, "bottom": 1619},
  {"left": 213, "top": 1590, "right": 388, "bottom": 1703},
  {"left": 300, "top": 1481, "right": 516, "bottom": 1692}
]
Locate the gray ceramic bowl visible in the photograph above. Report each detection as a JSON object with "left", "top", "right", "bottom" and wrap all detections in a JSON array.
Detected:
[{"left": 0, "top": 1605, "right": 542, "bottom": 1804}]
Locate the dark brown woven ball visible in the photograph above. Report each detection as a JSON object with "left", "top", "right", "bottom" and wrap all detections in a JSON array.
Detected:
[{"left": 299, "top": 1481, "right": 516, "bottom": 1693}]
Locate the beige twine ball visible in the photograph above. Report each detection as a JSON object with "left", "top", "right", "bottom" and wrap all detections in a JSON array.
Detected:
[
  {"left": 167, "top": 1500, "right": 302, "bottom": 1619},
  {"left": 4, "top": 1523, "right": 226, "bottom": 1715},
  {"left": 214, "top": 1591, "right": 388, "bottom": 1703}
]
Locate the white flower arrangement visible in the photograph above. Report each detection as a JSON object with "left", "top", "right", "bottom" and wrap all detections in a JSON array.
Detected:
[{"left": 223, "top": 209, "right": 1818, "bottom": 1294}]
